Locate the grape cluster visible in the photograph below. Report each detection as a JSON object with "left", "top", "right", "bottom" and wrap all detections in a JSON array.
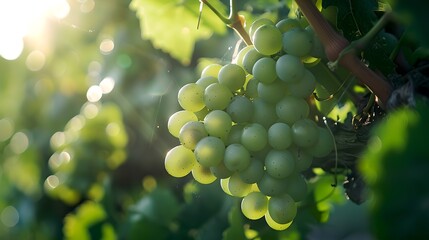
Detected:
[{"left": 165, "top": 17, "right": 334, "bottom": 230}]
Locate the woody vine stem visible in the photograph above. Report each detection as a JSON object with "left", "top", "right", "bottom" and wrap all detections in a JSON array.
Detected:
[{"left": 200, "top": 0, "right": 393, "bottom": 107}]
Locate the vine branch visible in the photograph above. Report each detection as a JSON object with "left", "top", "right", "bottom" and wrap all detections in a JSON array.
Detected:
[{"left": 295, "top": 0, "right": 392, "bottom": 107}]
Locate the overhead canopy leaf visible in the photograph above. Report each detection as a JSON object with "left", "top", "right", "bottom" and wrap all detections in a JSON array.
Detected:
[{"left": 130, "top": 0, "right": 227, "bottom": 65}]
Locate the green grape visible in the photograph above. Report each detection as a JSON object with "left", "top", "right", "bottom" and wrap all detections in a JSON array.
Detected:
[
  {"left": 292, "top": 119, "right": 319, "bottom": 148},
  {"left": 276, "top": 96, "right": 309, "bottom": 125},
  {"left": 220, "top": 177, "right": 232, "bottom": 196},
  {"left": 243, "top": 48, "right": 265, "bottom": 74},
  {"left": 241, "top": 191, "right": 268, "bottom": 220},
  {"left": 276, "top": 18, "right": 301, "bottom": 33},
  {"left": 265, "top": 210, "right": 293, "bottom": 231},
  {"left": 276, "top": 54, "right": 305, "bottom": 83},
  {"left": 306, "top": 127, "right": 334, "bottom": 158},
  {"left": 285, "top": 173, "right": 307, "bottom": 202},
  {"left": 253, "top": 57, "right": 277, "bottom": 84},
  {"left": 226, "top": 96, "right": 254, "bottom": 123},
  {"left": 290, "top": 146, "right": 313, "bottom": 171},
  {"left": 257, "top": 80, "right": 288, "bottom": 104},
  {"left": 287, "top": 69, "right": 316, "bottom": 99},
  {"left": 226, "top": 124, "right": 244, "bottom": 145},
  {"left": 268, "top": 122, "right": 293, "bottom": 150},
  {"left": 210, "top": 161, "right": 233, "bottom": 179},
  {"left": 224, "top": 143, "right": 251, "bottom": 171},
  {"left": 204, "top": 110, "right": 232, "bottom": 138},
  {"left": 192, "top": 162, "right": 217, "bottom": 184},
  {"left": 244, "top": 77, "right": 259, "bottom": 99},
  {"left": 233, "top": 45, "right": 254, "bottom": 66},
  {"left": 241, "top": 123, "right": 268, "bottom": 152},
  {"left": 194, "top": 107, "right": 210, "bottom": 121},
  {"left": 253, "top": 24, "right": 283, "bottom": 56},
  {"left": 194, "top": 136, "right": 225, "bottom": 167},
  {"left": 178, "top": 121, "right": 208, "bottom": 150},
  {"left": 268, "top": 194, "right": 297, "bottom": 224},
  {"left": 265, "top": 150, "right": 295, "bottom": 179},
  {"left": 228, "top": 172, "right": 253, "bottom": 197},
  {"left": 282, "top": 28, "right": 313, "bottom": 57},
  {"left": 249, "top": 18, "right": 275, "bottom": 39},
  {"left": 201, "top": 63, "right": 222, "bottom": 78},
  {"left": 164, "top": 145, "right": 196, "bottom": 177},
  {"left": 204, "top": 83, "right": 233, "bottom": 110},
  {"left": 196, "top": 76, "right": 218, "bottom": 89},
  {"left": 167, "top": 110, "right": 198, "bottom": 138},
  {"left": 257, "top": 173, "right": 287, "bottom": 196},
  {"left": 305, "top": 26, "right": 325, "bottom": 58},
  {"left": 178, "top": 83, "right": 205, "bottom": 112},
  {"left": 239, "top": 157, "right": 265, "bottom": 184},
  {"left": 218, "top": 63, "right": 246, "bottom": 92},
  {"left": 252, "top": 98, "right": 278, "bottom": 129}
]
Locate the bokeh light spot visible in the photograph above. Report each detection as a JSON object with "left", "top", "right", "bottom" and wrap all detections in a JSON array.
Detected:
[
  {"left": 0, "top": 118, "right": 14, "bottom": 141},
  {"left": 50, "top": 131, "right": 66, "bottom": 149},
  {"left": 142, "top": 175, "right": 157, "bottom": 192},
  {"left": 100, "top": 39, "right": 114, "bottom": 54},
  {"left": 82, "top": 103, "right": 99, "bottom": 119},
  {"left": 117, "top": 54, "right": 132, "bottom": 68},
  {"left": 87, "top": 85, "right": 103, "bottom": 102},
  {"left": 1, "top": 206, "right": 19, "bottom": 228},
  {"left": 26, "top": 50, "right": 46, "bottom": 71},
  {"left": 80, "top": 0, "right": 95, "bottom": 13},
  {"left": 99, "top": 77, "right": 115, "bottom": 94},
  {"left": 106, "top": 123, "right": 120, "bottom": 136},
  {"left": 10, "top": 132, "right": 29, "bottom": 154},
  {"left": 45, "top": 175, "right": 60, "bottom": 189}
]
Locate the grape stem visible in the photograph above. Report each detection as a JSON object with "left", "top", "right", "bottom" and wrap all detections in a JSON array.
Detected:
[
  {"left": 200, "top": 0, "right": 253, "bottom": 45},
  {"left": 295, "top": 0, "right": 392, "bottom": 107}
]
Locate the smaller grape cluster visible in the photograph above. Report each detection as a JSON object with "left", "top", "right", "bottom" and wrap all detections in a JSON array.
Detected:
[{"left": 165, "top": 17, "right": 334, "bottom": 230}]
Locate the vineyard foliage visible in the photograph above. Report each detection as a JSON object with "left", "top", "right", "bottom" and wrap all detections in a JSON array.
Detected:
[{"left": 0, "top": 0, "right": 428, "bottom": 239}]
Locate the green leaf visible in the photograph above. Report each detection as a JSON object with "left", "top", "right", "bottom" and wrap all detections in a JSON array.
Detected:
[
  {"left": 223, "top": 201, "right": 247, "bottom": 240},
  {"left": 130, "top": 0, "right": 227, "bottom": 65}
]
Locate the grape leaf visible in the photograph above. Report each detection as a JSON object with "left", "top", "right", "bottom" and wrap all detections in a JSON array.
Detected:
[{"left": 130, "top": 0, "right": 227, "bottom": 65}]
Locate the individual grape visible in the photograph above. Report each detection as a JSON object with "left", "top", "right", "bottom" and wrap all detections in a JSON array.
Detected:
[
  {"left": 290, "top": 146, "right": 313, "bottom": 171},
  {"left": 226, "top": 96, "right": 254, "bottom": 123},
  {"left": 201, "top": 63, "right": 222, "bottom": 78},
  {"left": 210, "top": 161, "right": 233, "bottom": 179},
  {"left": 243, "top": 48, "right": 265, "bottom": 74},
  {"left": 164, "top": 145, "right": 196, "bottom": 177},
  {"left": 218, "top": 63, "right": 246, "bottom": 92},
  {"left": 268, "top": 122, "right": 293, "bottom": 150},
  {"left": 276, "top": 54, "right": 305, "bottom": 83},
  {"left": 285, "top": 173, "right": 308, "bottom": 202},
  {"left": 276, "top": 18, "right": 301, "bottom": 33},
  {"left": 192, "top": 162, "right": 217, "bottom": 184},
  {"left": 224, "top": 143, "right": 251, "bottom": 172},
  {"left": 265, "top": 150, "right": 295, "bottom": 179},
  {"left": 253, "top": 57, "right": 277, "bottom": 84},
  {"left": 305, "top": 26, "right": 325, "bottom": 58},
  {"left": 196, "top": 76, "right": 218, "bottom": 89},
  {"left": 252, "top": 98, "right": 278, "bottom": 129},
  {"left": 257, "top": 173, "right": 287, "bottom": 196},
  {"left": 220, "top": 177, "right": 232, "bottom": 196},
  {"left": 257, "top": 80, "right": 288, "bottom": 104},
  {"left": 226, "top": 124, "right": 244, "bottom": 145},
  {"left": 287, "top": 69, "right": 316, "bottom": 99},
  {"left": 268, "top": 194, "right": 297, "bottom": 224},
  {"left": 241, "top": 192, "right": 268, "bottom": 220},
  {"left": 228, "top": 172, "right": 253, "bottom": 197},
  {"left": 265, "top": 210, "right": 293, "bottom": 231},
  {"left": 276, "top": 96, "right": 309, "bottom": 125},
  {"left": 233, "top": 45, "right": 254, "bottom": 66},
  {"left": 249, "top": 18, "right": 275, "bottom": 39},
  {"left": 194, "top": 136, "right": 225, "bottom": 167},
  {"left": 253, "top": 24, "right": 283, "bottom": 56},
  {"left": 167, "top": 110, "right": 198, "bottom": 138},
  {"left": 282, "top": 28, "right": 313, "bottom": 57},
  {"left": 177, "top": 83, "right": 205, "bottom": 112},
  {"left": 306, "top": 127, "right": 334, "bottom": 158},
  {"left": 244, "top": 77, "right": 259, "bottom": 99},
  {"left": 178, "top": 121, "right": 208, "bottom": 150},
  {"left": 204, "top": 83, "right": 233, "bottom": 110},
  {"left": 241, "top": 123, "right": 268, "bottom": 152},
  {"left": 239, "top": 157, "right": 265, "bottom": 184},
  {"left": 204, "top": 110, "right": 232, "bottom": 138},
  {"left": 291, "top": 119, "right": 319, "bottom": 148}
]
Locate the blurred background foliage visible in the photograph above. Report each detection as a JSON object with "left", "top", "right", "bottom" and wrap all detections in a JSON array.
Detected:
[{"left": 0, "top": 0, "right": 428, "bottom": 239}]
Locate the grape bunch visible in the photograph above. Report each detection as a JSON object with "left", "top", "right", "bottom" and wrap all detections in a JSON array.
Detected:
[{"left": 165, "top": 17, "right": 334, "bottom": 230}]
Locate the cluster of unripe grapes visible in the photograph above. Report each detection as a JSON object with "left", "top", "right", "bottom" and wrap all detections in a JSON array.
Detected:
[{"left": 165, "top": 17, "right": 334, "bottom": 230}]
